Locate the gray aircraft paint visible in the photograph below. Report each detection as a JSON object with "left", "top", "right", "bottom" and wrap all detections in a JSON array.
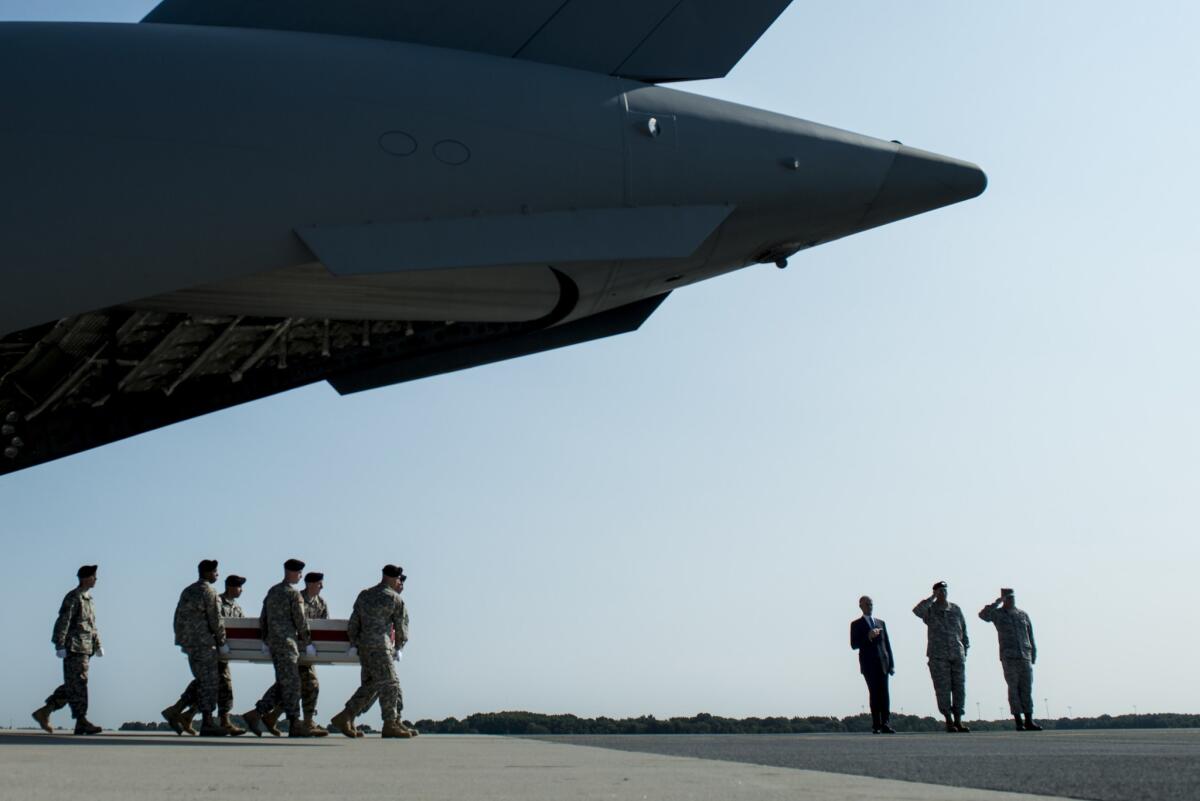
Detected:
[
  {"left": 0, "top": 22, "right": 982, "bottom": 336},
  {"left": 0, "top": 8, "right": 984, "bottom": 472}
]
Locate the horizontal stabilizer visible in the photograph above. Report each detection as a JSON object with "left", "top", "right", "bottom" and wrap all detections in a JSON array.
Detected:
[
  {"left": 296, "top": 205, "right": 733, "bottom": 276},
  {"left": 142, "top": 0, "right": 794, "bottom": 82}
]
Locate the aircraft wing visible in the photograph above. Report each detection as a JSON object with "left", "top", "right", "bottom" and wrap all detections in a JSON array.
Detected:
[{"left": 141, "top": 0, "right": 794, "bottom": 82}]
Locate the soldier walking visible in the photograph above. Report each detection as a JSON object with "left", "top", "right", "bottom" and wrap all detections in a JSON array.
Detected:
[
  {"left": 980, "top": 588, "right": 1042, "bottom": 731},
  {"left": 913, "top": 580, "right": 971, "bottom": 732},
  {"left": 32, "top": 565, "right": 104, "bottom": 735},
  {"left": 265, "top": 571, "right": 330, "bottom": 736},
  {"left": 167, "top": 559, "right": 231, "bottom": 736},
  {"left": 162, "top": 573, "right": 247, "bottom": 736},
  {"left": 243, "top": 558, "right": 319, "bottom": 737},
  {"left": 330, "top": 565, "right": 411, "bottom": 739}
]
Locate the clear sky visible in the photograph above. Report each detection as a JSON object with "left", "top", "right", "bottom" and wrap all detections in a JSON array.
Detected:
[{"left": 2, "top": 1, "right": 1198, "bottom": 730}]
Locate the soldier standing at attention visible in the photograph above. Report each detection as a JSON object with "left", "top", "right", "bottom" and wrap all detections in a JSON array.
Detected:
[
  {"left": 32, "top": 565, "right": 104, "bottom": 735},
  {"left": 243, "top": 558, "right": 317, "bottom": 737},
  {"left": 913, "top": 580, "right": 971, "bottom": 733},
  {"left": 170, "top": 559, "right": 231, "bottom": 737},
  {"left": 330, "top": 564, "right": 410, "bottom": 739},
  {"left": 980, "top": 588, "right": 1042, "bottom": 731}
]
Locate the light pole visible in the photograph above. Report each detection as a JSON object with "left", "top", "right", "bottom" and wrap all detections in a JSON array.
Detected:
[
  {"left": 1068, "top": 706, "right": 1073, "bottom": 718},
  {"left": 976, "top": 702, "right": 981, "bottom": 721},
  {"left": 1044, "top": 698, "right": 1050, "bottom": 719}
]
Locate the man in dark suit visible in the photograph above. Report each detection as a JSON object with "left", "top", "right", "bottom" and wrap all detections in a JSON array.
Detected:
[{"left": 851, "top": 595, "right": 896, "bottom": 733}]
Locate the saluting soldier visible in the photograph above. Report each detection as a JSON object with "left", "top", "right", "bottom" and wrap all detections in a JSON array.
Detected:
[
  {"left": 168, "top": 559, "right": 231, "bottom": 737},
  {"left": 32, "top": 565, "right": 104, "bottom": 735},
  {"left": 914, "top": 580, "right": 971, "bottom": 733},
  {"left": 330, "top": 565, "right": 411, "bottom": 739},
  {"left": 243, "top": 558, "right": 318, "bottom": 737},
  {"left": 163, "top": 574, "right": 248, "bottom": 736},
  {"left": 980, "top": 588, "right": 1042, "bottom": 731}
]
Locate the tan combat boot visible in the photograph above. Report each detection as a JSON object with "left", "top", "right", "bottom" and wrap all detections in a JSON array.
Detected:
[
  {"left": 242, "top": 709, "right": 264, "bottom": 737},
  {"left": 381, "top": 720, "right": 413, "bottom": 738},
  {"left": 260, "top": 709, "right": 284, "bottom": 737},
  {"left": 329, "top": 710, "right": 357, "bottom": 739},
  {"left": 199, "top": 714, "right": 227, "bottom": 737},
  {"left": 179, "top": 707, "right": 198, "bottom": 736},
  {"left": 220, "top": 713, "right": 247, "bottom": 736},
  {"left": 31, "top": 706, "right": 53, "bottom": 733},
  {"left": 287, "top": 717, "right": 313, "bottom": 738},
  {"left": 400, "top": 720, "right": 420, "bottom": 737},
  {"left": 73, "top": 718, "right": 102, "bottom": 735},
  {"left": 160, "top": 701, "right": 188, "bottom": 735},
  {"left": 305, "top": 716, "right": 329, "bottom": 737}
]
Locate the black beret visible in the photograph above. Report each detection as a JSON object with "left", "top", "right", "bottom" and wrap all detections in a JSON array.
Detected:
[
  {"left": 382, "top": 564, "right": 402, "bottom": 578},
  {"left": 304, "top": 572, "right": 324, "bottom": 584},
  {"left": 77, "top": 565, "right": 98, "bottom": 578},
  {"left": 197, "top": 559, "right": 218, "bottom": 574},
  {"left": 1001, "top": 587, "right": 1014, "bottom": 597},
  {"left": 284, "top": 558, "right": 305, "bottom": 572},
  {"left": 932, "top": 580, "right": 948, "bottom": 590},
  {"left": 225, "top": 575, "right": 246, "bottom": 587}
]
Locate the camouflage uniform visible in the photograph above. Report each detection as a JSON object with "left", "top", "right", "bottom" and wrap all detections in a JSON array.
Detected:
[
  {"left": 173, "top": 580, "right": 227, "bottom": 715},
  {"left": 913, "top": 598, "right": 969, "bottom": 717},
  {"left": 341, "top": 582, "right": 409, "bottom": 723},
  {"left": 979, "top": 604, "right": 1037, "bottom": 717},
  {"left": 299, "top": 593, "right": 327, "bottom": 718},
  {"left": 254, "top": 581, "right": 311, "bottom": 719},
  {"left": 46, "top": 587, "right": 101, "bottom": 719},
  {"left": 180, "top": 593, "right": 243, "bottom": 714}
]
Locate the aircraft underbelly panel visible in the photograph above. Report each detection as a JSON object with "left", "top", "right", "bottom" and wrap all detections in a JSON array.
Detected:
[{"left": 131, "top": 263, "right": 563, "bottom": 322}]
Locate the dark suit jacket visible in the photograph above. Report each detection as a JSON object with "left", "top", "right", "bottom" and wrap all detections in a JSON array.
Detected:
[{"left": 851, "top": 616, "right": 895, "bottom": 676}]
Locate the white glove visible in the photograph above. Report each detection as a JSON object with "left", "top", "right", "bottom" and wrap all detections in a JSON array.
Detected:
[
  {"left": 305, "top": 643, "right": 317, "bottom": 657},
  {"left": 260, "top": 643, "right": 270, "bottom": 655},
  {"left": 56, "top": 648, "right": 66, "bottom": 659},
  {"left": 393, "top": 649, "right": 402, "bottom": 662},
  {"left": 219, "top": 644, "right": 231, "bottom": 656},
  {"left": 346, "top": 646, "right": 358, "bottom": 657},
  {"left": 96, "top": 647, "right": 105, "bottom": 657}
]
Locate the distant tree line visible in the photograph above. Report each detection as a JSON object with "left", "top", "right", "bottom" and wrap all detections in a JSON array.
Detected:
[
  {"left": 405, "top": 711, "right": 1200, "bottom": 735},
  {"left": 117, "top": 711, "right": 1199, "bottom": 735}
]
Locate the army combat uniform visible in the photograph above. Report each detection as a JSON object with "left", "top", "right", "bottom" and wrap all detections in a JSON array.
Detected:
[
  {"left": 299, "top": 592, "right": 327, "bottom": 718},
  {"left": 179, "top": 593, "right": 243, "bottom": 716},
  {"left": 173, "top": 579, "right": 227, "bottom": 716},
  {"left": 979, "top": 603, "right": 1037, "bottom": 721},
  {"left": 341, "top": 582, "right": 409, "bottom": 725},
  {"left": 253, "top": 581, "right": 311, "bottom": 723},
  {"left": 913, "top": 597, "right": 969, "bottom": 720},
  {"left": 45, "top": 586, "right": 102, "bottom": 721}
]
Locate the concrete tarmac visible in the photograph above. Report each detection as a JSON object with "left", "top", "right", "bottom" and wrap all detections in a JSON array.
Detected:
[
  {"left": 0, "top": 730, "right": 1058, "bottom": 801},
  {"left": 539, "top": 729, "right": 1200, "bottom": 801}
]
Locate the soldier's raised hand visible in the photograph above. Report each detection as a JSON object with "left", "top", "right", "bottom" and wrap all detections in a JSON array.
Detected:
[
  {"left": 346, "top": 645, "right": 358, "bottom": 657},
  {"left": 393, "top": 649, "right": 402, "bottom": 662},
  {"left": 304, "top": 643, "right": 317, "bottom": 657},
  {"left": 218, "top": 644, "right": 231, "bottom": 655},
  {"left": 259, "top": 642, "right": 270, "bottom": 655},
  {"left": 96, "top": 647, "right": 105, "bottom": 657},
  {"left": 55, "top": 648, "right": 66, "bottom": 659}
]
